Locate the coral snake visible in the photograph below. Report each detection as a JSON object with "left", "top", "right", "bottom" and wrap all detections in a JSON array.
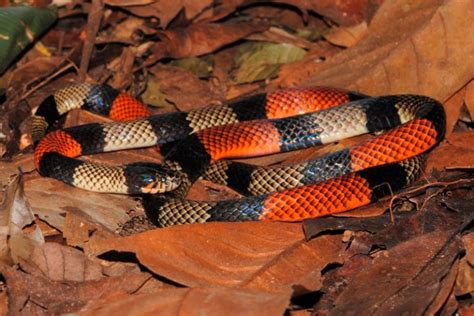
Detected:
[{"left": 32, "top": 84, "right": 446, "bottom": 227}]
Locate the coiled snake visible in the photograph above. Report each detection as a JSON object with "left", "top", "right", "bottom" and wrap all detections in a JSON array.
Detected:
[{"left": 32, "top": 84, "right": 446, "bottom": 226}]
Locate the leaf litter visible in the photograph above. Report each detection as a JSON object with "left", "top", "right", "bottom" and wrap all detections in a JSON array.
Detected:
[{"left": 0, "top": 0, "right": 472, "bottom": 314}]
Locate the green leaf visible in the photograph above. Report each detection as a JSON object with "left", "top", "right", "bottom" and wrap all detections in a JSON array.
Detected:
[
  {"left": 169, "top": 56, "right": 213, "bottom": 78},
  {"left": 233, "top": 42, "right": 306, "bottom": 84},
  {"left": 0, "top": 6, "right": 57, "bottom": 74}
]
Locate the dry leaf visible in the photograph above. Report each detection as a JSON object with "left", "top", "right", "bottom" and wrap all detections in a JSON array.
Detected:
[
  {"left": 274, "top": 0, "right": 474, "bottom": 106},
  {"left": 122, "top": 0, "right": 213, "bottom": 27},
  {"left": 63, "top": 212, "right": 115, "bottom": 249},
  {"left": 463, "top": 80, "right": 474, "bottom": 121},
  {"left": 20, "top": 242, "right": 104, "bottom": 282},
  {"left": 246, "top": 26, "right": 316, "bottom": 49},
  {"left": 24, "top": 176, "right": 133, "bottom": 232},
  {"left": 157, "top": 20, "right": 270, "bottom": 59},
  {"left": 81, "top": 287, "right": 291, "bottom": 315},
  {"left": 454, "top": 233, "right": 474, "bottom": 296},
  {"left": 330, "top": 231, "right": 463, "bottom": 314},
  {"left": 91, "top": 222, "right": 308, "bottom": 287},
  {"left": 105, "top": 0, "right": 155, "bottom": 6},
  {"left": 444, "top": 87, "right": 466, "bottom": 135},
  {"left": 272, "top": 0, "right": 378, "bottom": 26},
  {"left": 426, "top": 259, "right": 459, "bottom": 315},
  {"left": 1, "top": 264, "right": 156, "bottom": 314},
  {"left": 149, "top": 64, "right": 222, "bottom": 111},
  {"left": 324, "top": 22, "right": 368, "bottom": 48},
  {"left": 426, "top": 130, "right": 474, "bottom": 171},
  {"left": 0, "top": 174, "right": 44, "bottom": 263}
]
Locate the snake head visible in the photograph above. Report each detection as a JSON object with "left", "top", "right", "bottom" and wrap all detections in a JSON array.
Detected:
[{"left": 125, "top": 162, "right": 182, "bottom": 194}]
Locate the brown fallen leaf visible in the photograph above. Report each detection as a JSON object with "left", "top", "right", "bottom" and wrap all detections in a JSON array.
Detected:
[
  {"left": 274, "top": 0, "right": 474, "bottom": 109},
  {"left": 90, "top": 222, "right": 309, "bottom": 287},
  {"left": 462, "top": 80, "right": 474, "bottom": 121},
  {"left": 210, "top": 0, "right": 380, "bottom": 26},
  {"left": 149, "top": 64, "right": 223, "bottom": 111},
  {"left": 63, "top": 212, "right": 116, "bottom": 249},
  {"left": 156, "top": 20, "right": 270, "bottom": 59},
  {"left": 0, "top": 264, "right": 158, "bottom": 314},
  {"left": 0, "top": 174, "right": 44, "bottom": 264},
  {"left": 427, "top": 130, "right": 474, "bottom": 171},
  {"left": 241, "top": 234, "right": 346, "bottom": 294},
  {"left": 80, "top": 287, "right": 291, "bottom": 315},
  {"left": 19, "top": 242, "right": 104, "bottom": 282},
  {"left": 444, "top": 86, "right": 467, "bottom": 135},
  {"left": 246, "top": 26, "right": 317, "bottom": 49},
  {"left": 118, "top": 0, "right": 213, "bottom": 28},
  {"left": 323, "top": 22, "right": 368, "bottom": 48},
  {"left": 454, "top": 232, "right": 474, "bottom": 296},
  {"left": 329, "top": 231, "right": 463, "bottom": 315},
  {"left": 24, "top": 176, "right": 134, "bottom": 232},
  {"left": 273, "top": 0, "right": 381, "bottom": 26},
  {"left": 425, "top": 258, "right": 459, "bottom": 315}
]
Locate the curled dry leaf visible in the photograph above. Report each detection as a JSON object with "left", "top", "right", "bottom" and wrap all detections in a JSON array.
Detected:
[
  {"left": 157, "top": 20, "right": 270, "bottom": 59},
  {"left": 0, "top": 174, "right": 44, "bottom": 263},
  {"left": 20, "top": 242, "right": 104, "bottom": 282},
  {"left": 274, "top": 0, "right": 474, "bottom": 106},
  {"left": 81, "top": 287, "right": 291, "bottom": 315}
]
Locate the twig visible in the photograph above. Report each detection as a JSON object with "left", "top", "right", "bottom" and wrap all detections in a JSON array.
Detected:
[{"left": 79, "top": 0, "right": 104, "bottom": 81}]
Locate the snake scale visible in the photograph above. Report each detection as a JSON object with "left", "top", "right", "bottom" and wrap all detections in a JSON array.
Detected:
[{"left": 32, "top": 83, "right": 446, "bottom": 226}]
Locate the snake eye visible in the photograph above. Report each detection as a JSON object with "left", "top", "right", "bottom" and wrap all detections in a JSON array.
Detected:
[{"left": 141, "top": 173, "right": 155, "bottom": 184}]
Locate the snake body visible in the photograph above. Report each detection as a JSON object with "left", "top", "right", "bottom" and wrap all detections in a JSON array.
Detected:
[{"left": 32, "top": 84, "right": 446, "bottom": 226}]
